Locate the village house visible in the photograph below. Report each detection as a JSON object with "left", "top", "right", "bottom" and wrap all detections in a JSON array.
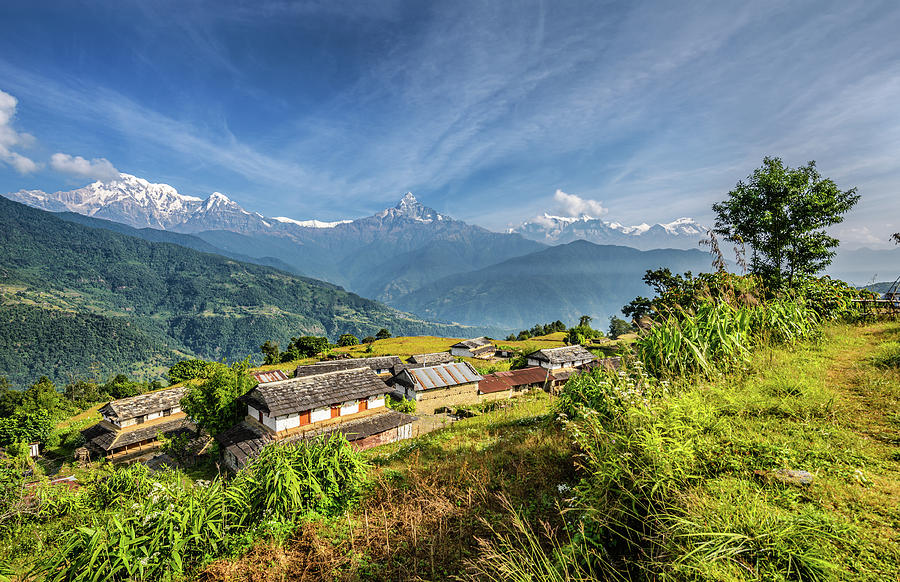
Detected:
[
  {"left": 295, "top": 355, "right": 402, "bottom": 378},
  {"left": 81, "top": 386, "right": 198, "bottom": 461},
  {"left": 449, "top": 337, "right": 496, "bottom": 359},
  {"left": 526, "top": 345, "right": 597, "bottom": 370},
  {"left": 478, "top": 367, "right": 550, "bottom": 401},
  {"left": 406, "top": 352, "right": 455, "bottom": 365},
  {"left": 548, "top": 356, "right": 624, "bottom": 390},
  {"left": 215, "top": 365, "right": 415, "bottom": 471},
  {"left": 387, "top": 361, "right": 483, "bottom": 413}
]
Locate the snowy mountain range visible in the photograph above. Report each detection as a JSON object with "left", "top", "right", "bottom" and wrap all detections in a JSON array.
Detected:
[{"left": 512, "top": 213, "right": 708, "bottom": 250}]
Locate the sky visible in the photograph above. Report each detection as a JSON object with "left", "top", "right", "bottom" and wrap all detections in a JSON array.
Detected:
[{"left": 0, "top": 0, "right": 898, "bottom": 247}]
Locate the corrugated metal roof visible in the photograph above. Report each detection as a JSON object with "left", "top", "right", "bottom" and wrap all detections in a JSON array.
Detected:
[
  {"left": 479, "top": 367, "right": 549, "bottom": 394},
  {"left": 253, "top": 370, "right": 290, "bottom": 384},
  {"left": 408, "top": 362, "right": 482, "bottom": 390}
]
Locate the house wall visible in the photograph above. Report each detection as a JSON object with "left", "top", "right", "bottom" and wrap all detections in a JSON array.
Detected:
[
  {"left": 341, "top": 400, "right": 360, "bottom": 416},
  {"left": 275, "top": 413, "right": 301, "bottom": 432},
  {"left": 450, "top": 347, "right": 473, "bottom": 358},
  {"left": 311, "top": 406, "right": 331, "bottom": 423},
  {"left": 349, "top": 421, "right": 415, "bottom": 451},
  {"left": 414, "top": 381, "right": 481, "bottom": 413}
]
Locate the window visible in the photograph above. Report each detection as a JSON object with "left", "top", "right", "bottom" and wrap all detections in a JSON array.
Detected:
[{"left": 135, "top": 415, "right": 145, "bottom": 424}]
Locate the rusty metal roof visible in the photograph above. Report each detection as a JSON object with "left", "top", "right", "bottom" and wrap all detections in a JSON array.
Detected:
[
  {"left": 406, "top": 362, "right": 482, "bottom": 390},
  {"left": 252, "top": 369, "right": 290, "bottom": 384},
  {"left": 479, "top": 367, "right": 549, "bottom": 394}
]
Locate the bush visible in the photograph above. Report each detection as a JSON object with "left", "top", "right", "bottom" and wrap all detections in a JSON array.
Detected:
[
  {"left": 167, "top": 359, "right": 216, "bottom": 385},
  {"left": 337, "top": 333, "right": 359, "bottom": 347},
  {"left": 386, "top": 395, "right": 416, "bottom": 414}
]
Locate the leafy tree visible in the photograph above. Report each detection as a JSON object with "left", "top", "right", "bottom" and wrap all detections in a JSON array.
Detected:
[
  {"left": 167, "top": 360, "right": 215, "bottom": 385},
  {"left": 259, "top": 341, "right": 280, "bottom": 365},
  {"left": 578, "top": 315, "right": 593, "bottom": 328},
  {"left": 567, "top": 316, "right": 603, "bottom": 345},
  {"left": 180, "top": 360, "right": 255, "bottom": 436},
  {"left": 286, "top": 336, "right": 330, "bottom": 358},
  {"left": 0, "top": 410, "right": 53, "bottom": 447},
  {"left": 18, "top": 377, "right": 65, "bottom": 417},
  {"left": 337, "top": 333, "right": 359, "bottom": 347},
  {"left": 0, "top": 379, "right": 23, "bottom": 417},
  {"left": 608, "top": 316, "right": 635, "bottom": 339},
  {"left": 63, "top": 380, "right": 105, "bottom": 406},
  {"left": 375, "top": 328, "right": 391, "bottom": 340},
  {"left": 103, "top": 374, "right": 143, "bottom": 399},
  {"left": 362, "top": 336, "right": 376, "bottom": 344},
  {"left": 622, "top": 296, "right": 654, "bottom": 322},
  {"left": 712, "top": 156, "right": 860, "bottom": 287}
]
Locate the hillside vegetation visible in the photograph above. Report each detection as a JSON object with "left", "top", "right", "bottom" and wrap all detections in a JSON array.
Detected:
[
  {"left": 0, "top": 197, "right": 489, "bottom": 386},
  {"left": 392, "top": 240, "right": 714, "bottom": 328}
]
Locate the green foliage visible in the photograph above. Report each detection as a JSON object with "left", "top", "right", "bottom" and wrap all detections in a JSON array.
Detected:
[
  {"left": 179, "top": 361, "right": 254, "bottom": 436},
  {"left": 0, "top": 410, "right": 53, "bottom": 448},
  {"left": 338, "top": 333, "right": 360, "bottom": 347},
  {"left": 565, "top": 316, "right": 603, "bottom": 346},
  {"left": 0, "top": 456, "right": 29, "bottom": 530},
  {"left": 38, "top": 435, "right": 368, "bottom": 581},
  {"left": 607, "top": 316, "right": 635, "bottom": 339},
  {"left": 375, "top": 328, "right": 391, "bottom": 340},
  {"left": 636, "top": 300, "right": 818, "bottom": 379},
  {"left": 869, "top": 341, "right": 900, "bottom": 369},
  {"left": 167, "top": 359, "right": 216, "bottom": 385},
  {"left": 259, "top": 341, "right": 280, "bottom": 365},
  {"left": 280, "top": 335, "right": 330, "bottom": 362},
  {"left": 362, "top": 336, "right": 376, "bottom": 344},
  {"left": 386, "top": 395, "right": 416, "bottom": 414},
  {"left": 508, "top": 320, "right": 567, "bottom": 341},
  {"left": 713, "top": 156, "right": 860, "bottom": 287},
  {"left": 0, "top": 196, "right": 479, "bottom": 386},
  {"left": 229, "top": 434, "right": 368, "bottom": 524}
]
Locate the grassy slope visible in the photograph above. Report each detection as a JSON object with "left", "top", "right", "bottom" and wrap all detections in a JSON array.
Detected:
[{"left": 202, "top": 321, "right": 900, "bottom": 581}]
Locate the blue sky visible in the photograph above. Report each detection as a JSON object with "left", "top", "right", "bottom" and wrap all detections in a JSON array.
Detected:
[{"left": 0, "top": 0, "right": 898, "bottom": 247}]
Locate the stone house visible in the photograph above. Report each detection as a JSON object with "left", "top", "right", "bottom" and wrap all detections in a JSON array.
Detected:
[
  {"left": 81, "top": 386, "right": 198, "bottom": 460},
  {"left": 449, "top": 337, "right": 496, "bottom": 359},
  {"left": 478, "top": 367, "right": 550, "bottom": 401},
  {"left": 387, "top": 361, "right": 483, "bottom": 413},
  {"left": 526, "top": 345, "right": 596, "bottom": 370},
  {"left": 215, "top": 365, "right": 415, "bottom": 471}
]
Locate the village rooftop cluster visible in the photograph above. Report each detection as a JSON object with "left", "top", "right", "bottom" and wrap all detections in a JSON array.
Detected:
[{"left": 77, "top": 339, "right": 620, "bottom": 470}]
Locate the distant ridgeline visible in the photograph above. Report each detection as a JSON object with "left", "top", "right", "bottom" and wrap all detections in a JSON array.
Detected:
[{"left": 0, "top": 197, "right": 489, "bottom": 387}]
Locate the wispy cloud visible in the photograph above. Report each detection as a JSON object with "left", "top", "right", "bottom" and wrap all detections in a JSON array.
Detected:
[{"left": 551, "top": 190, "right": 607, "bottom": 218}]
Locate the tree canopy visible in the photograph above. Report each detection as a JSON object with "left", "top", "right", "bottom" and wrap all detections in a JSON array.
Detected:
[
  {"left": 712, "top": 157, "right": 859, "bottom": 287},
  {"left": 179, "top": 361, "right": 255, "bottom": 436}
]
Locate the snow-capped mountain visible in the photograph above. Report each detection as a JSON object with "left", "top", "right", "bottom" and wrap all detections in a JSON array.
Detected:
[
  {"left": 513, "top": 214, "right": 708, "bottom": 250},
  {"left": 5, "top": 174, "right": 204, "bottom": 230},
  {"left": 2, "top": 174, "right": 348, "bottom": 234},
  {"left": 372, "top": 192, "right": 447, "bottom": 224}
]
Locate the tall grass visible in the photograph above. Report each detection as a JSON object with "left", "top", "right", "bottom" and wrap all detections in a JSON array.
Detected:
[
  {"left": 636, "top": 300, "right": 818, "bottom": 378},
  {"left": 36, "top": 433, "right": 367, "bottom": 581}
]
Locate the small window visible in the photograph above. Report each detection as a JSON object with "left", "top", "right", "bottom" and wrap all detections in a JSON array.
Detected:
[{"left": 135, "top": 415, "right": 145, "bottom": 424}]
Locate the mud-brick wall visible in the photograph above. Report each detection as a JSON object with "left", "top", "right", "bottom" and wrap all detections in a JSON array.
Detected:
[{"left": 415, "top": 382, "right": 480, "bottom": 413}]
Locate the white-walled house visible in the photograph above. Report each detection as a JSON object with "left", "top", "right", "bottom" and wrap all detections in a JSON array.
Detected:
[
  {"left": 449, "top": 337, "right": 495, "bottom": 359},
  {"left": 216, "top": 366, "right": 415, "bottom": 471},
  {"left": 526, "top": 345, "right": 597, "bottom": 370}
]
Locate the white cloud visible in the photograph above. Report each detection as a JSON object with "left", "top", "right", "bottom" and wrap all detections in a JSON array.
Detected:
[
  {"left": 49, "top": 153, "right": 120, "bottom": 181},
  {"left": 552, "top": 189, "right": 608, "bottom": 218},
  {"left": 0, "top": 89, "right": 39, "bottom": 174}
]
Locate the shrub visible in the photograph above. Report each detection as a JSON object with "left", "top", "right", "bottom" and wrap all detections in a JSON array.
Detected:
[
  {"left": 166, "top": 359, "right": 216, "bottom": 385},
  {"left": 337, "top": 333, "right": 359, "bottom": 347},
  {"left": 386, "top": 395, "right": 416, "bottom": 414}
]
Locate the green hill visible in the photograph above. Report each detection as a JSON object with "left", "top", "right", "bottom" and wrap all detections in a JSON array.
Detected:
[{"left": 0, "top": 197, "right": 487, "bottom": 386}]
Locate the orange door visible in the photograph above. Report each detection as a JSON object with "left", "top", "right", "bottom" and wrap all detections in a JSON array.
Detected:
[
  {"left": 359, "top": 399, "right": 368, "bottom": 411},
  {"left": 299, "top": 410, "right": 310, "bottom": 426},
  {"left": 331, "top": 406, "right": 340, "bottom": 418}
]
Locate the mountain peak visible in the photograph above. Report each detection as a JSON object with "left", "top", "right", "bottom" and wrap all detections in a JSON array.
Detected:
[{"left": 397, "top": 192, "right": 419, "bottom": 209}]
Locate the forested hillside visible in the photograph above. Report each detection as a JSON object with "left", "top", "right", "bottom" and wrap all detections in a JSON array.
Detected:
[
  {"left": 393, "top": 239, "right": 714, "bottom": 328},
  {"left": 0, "top": 197, "right": 485, "bottom": 386}
]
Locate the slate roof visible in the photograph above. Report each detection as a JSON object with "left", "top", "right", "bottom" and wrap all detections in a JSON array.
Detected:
[
  {"left": 407, "top": 352, "right": 455, "bottom": 365},
  {"left": 252, "top": 369, "right": 290, "bottom": 384},
  {"left": 98, "top": 386, "right": 188, "bottom": 423},
  {"left": 294, "top": 356, "right": 402, "bottom": 377},
  {"left": 216, "top": 410, "right": 416, "bottom": 469},
  {"left": 241, "top": 367, "right": 389, "bottom": 417},
  {"left": 479, "top": 367, "right": 549, "bottom": 394},
  {"left": 81, "top": 417, "right": 197, "bottom": 452},
  {"left": 394, "top": 362, "right": 482, "bottom": 391},
  {"left": 451, "top": 337, "right": 494, "bottom": 350},
  {"left": 527, "top": 345, "right": 596, "bottom": 365}
]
